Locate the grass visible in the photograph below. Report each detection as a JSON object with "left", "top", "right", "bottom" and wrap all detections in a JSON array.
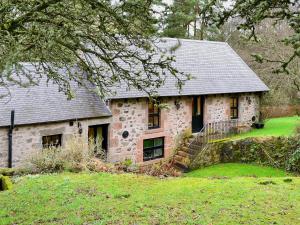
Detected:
[
  {"left": 186, "top": 163, "right": 291, "bottom": 178},
  {"left": 234, "top": 116, "right": 300, "bottom": 139},
  {"left": 1, "top": 170, "right": 300, "bottom": 224}
]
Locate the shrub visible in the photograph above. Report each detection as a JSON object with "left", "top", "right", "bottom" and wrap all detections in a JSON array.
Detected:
[
  {"left": 29, "top": 135, "right": 183, "bottom": 177},
  {"left": 0, "top": 175, "right": 13, "bottom": 191},
  {"left": 0, "top": 168, "right": 16, "bottom": 176},
  {"left": 114, "top": 159, "right": 137, "bottom": 172},
  {"left": 30, "top": 147, "right": 65, "bottom": 173},
  {"left": 30, "top": 136, "right": 106, "bottom": 173},
  {"left": 139, "top": 159, "right": 181, "bottom": 177},
  {"left": 87, "top": 158, "right": 116, "bottom": 173},
  {"left": 286, "top": 147, "right": 300, "bottom": 173}
]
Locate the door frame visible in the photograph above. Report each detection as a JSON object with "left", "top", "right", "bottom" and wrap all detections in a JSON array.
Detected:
[
  {"left": 88, "top": 124, "right": 109, "bottom": 152},
  {"left": 192, "top": 96, "right": 205, "bottom": 133}
]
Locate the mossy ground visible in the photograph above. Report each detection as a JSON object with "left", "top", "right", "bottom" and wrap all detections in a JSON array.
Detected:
[{"left": 0, "top": 169, "right": 299, "bottom": 224}]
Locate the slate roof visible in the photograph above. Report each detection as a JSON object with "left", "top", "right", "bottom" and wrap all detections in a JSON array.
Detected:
[
  {"left": 0, "top": 65, "right": 111, "bottom": 127},
  {"left": 0, "top": 38, "right": 268, "bottom": 127},
  {"left": 108, "top": 38, "right": 269, "bottom": 99}
]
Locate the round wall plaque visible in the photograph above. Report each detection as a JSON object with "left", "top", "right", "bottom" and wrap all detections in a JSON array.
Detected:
[{"left": 122, "top": 131, "right": 129, "bottom": 139}]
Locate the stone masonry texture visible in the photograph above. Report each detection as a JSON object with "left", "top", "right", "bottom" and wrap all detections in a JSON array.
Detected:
[
  {"left": 0, "top": 93, "right": 260, "bottom": 167},
  {"left": 108, "top": 97, "right": 192, "bottom": 163},
  {"left": 0, "top": 117, "right": 111, "bottom": 167},
  {"left": 108, "top": 93, "right": 260, "bottom": 163}
]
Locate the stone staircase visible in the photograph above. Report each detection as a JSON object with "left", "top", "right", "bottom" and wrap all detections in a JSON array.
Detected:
[
  {"left": 173, "top": 135, "right": 206, "bottom": 172},
  {"left": 173, "top": 120, "right": 242, "bottom": 172}
]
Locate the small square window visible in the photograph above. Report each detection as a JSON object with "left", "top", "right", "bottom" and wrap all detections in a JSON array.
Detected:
[
  {"left": 143, "top": 137, "right": 164, "bottom": 161},
  {"left": 42, "top": 134, "right": 62, "bottom": 148}
]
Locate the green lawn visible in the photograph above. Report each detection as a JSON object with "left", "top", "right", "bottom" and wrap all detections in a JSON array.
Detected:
[
  {"left": 186, "top": 163, "right": 290, "bottom": 178},
  {"left": 1, "top": 171, "right": 300, "bottom": 224},
  {"left": 234, "top": 116, "right": 300, "bottom": 139}
]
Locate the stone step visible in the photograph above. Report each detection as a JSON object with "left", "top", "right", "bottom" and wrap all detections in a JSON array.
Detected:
[
  {"left": 182, "top": 146, "right": 189, "bottom": 152},
  {"left": 174, "top": 154, "right": 186, "bottom": 163},
  {"left": 173, "top": 160, "right": 189, "bottom": 172},
  {"left": 188, "top": 148, "right": 200, "bottom": 156},
  {"left": 177, "top": 150, "right": 191, "bottom": 158},
  {"left": 189, "top": 143, "right": 203, "bottom": 150}
]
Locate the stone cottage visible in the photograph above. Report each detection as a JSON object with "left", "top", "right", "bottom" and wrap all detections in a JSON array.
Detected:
[{"left": 0, "top": 38, "right": 269, "bottom": 167}]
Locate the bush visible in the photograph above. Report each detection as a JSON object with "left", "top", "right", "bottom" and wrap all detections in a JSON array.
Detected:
[
  {"left": 87, "top": 158, "right": 116, "bottom": 173},
  {"left": 0, "top": 175, "right": 13, "bottom": 191},
  {"left": 30, "top": 136, "right": 106, "bottom": 173},
  {"left": 139, "top": 159, "right": 181, "bottom": 177},
  {"left": 29, "top": 135, "right": 183, "bottom": 177},
  {"left": 0, "top": 168, "right": 16, "bottom": 176},
  {"left": 30, "top": 147, "right": 65, "bottom": 173},
  {"left": 286, "top": 147, "right": 300, "bottom": 173}
]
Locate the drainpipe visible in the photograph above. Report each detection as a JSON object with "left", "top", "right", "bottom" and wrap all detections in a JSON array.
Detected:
[{"left": 8, "top": 110, "right": 15, "bottom": 168}]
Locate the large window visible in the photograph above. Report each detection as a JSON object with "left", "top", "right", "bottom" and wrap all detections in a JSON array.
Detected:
[
  {"left": 230, "top": 96, "right": 239, "bottom": 119},
  {"left": 148, "top": 101, "right": 160, "bottom": 129},
  {"left": 42, "top": 134, "right": 62, "bottom": 148},
  {"left": 143, "top": 137, "right": 164, "bottom": 161}
]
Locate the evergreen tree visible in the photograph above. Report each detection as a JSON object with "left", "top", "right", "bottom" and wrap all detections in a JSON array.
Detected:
[{"left": 162, "top": 0, "right": 225, "bottom": 40}]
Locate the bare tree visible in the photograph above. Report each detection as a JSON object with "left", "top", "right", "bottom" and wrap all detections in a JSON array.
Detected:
[{"left": 0, "top": 0, "right": 187, "bottom": 99}]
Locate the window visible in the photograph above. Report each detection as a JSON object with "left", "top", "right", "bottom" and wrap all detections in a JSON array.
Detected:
[
  {"left": 42, "top": 134, "right": 62, "bottom": 148},
  {"left": 230, "top": 96, "right": 239, "bottom": 119},
  {"left": 143, "top": 137, "right": 164, "bottom": 161},
  {"left": 148, "top": 101, "right": 160, "bottom": 129}
]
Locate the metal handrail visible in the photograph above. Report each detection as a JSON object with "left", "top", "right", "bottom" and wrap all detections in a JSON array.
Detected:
[{"left": 189, "top": 119, "right": 241, "bottom": 148}]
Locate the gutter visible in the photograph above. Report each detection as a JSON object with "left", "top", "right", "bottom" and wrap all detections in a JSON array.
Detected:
[{"left": 8, "top": 110, "right": 15, "bottom": 168}]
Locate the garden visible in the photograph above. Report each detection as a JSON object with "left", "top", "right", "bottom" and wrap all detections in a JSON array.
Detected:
[
  {"left": 0, "top": 165, "right": 299, "bottom": 224},
  {"left": 1, "top": 116, "right": 300, "bottom": 224}
]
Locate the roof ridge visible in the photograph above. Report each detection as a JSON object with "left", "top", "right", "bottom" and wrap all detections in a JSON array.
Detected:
[{"left": 161, "top": 37, "right": 227, "bottom": 45}]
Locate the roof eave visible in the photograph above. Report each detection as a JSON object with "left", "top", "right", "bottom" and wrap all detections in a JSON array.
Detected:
[{"left": 0, "top": 114, "right": 112, "bottom": 128}]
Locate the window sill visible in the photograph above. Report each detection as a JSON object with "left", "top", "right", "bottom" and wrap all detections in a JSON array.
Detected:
[{"left": 145, "top": 127, "right": 164, "bottom": 134}]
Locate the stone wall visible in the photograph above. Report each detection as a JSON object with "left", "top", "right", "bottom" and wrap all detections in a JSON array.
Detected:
[
  {"left": 108, "top": 93, "right": 260, "bottom": 164},
  {"left": 0, "top": 93, "right": 261, "bottom": 167},
  {"left": 204, "top": 93, "right": 260, "bottom": 125},
  {"left": 204, "top": 95, "right": 229, "bottom": 123},
  {"left": 0, "top": 117, "right": 111, "bottom": 167},
  {"left": 189, "top": 136, "right": 300, "bottom": 174},
  {"left": 239, "top": 93, "right": 260, "bottom": 124},
  {"left": 108, "top": 97, "right": 192, "bottom": 163}
]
